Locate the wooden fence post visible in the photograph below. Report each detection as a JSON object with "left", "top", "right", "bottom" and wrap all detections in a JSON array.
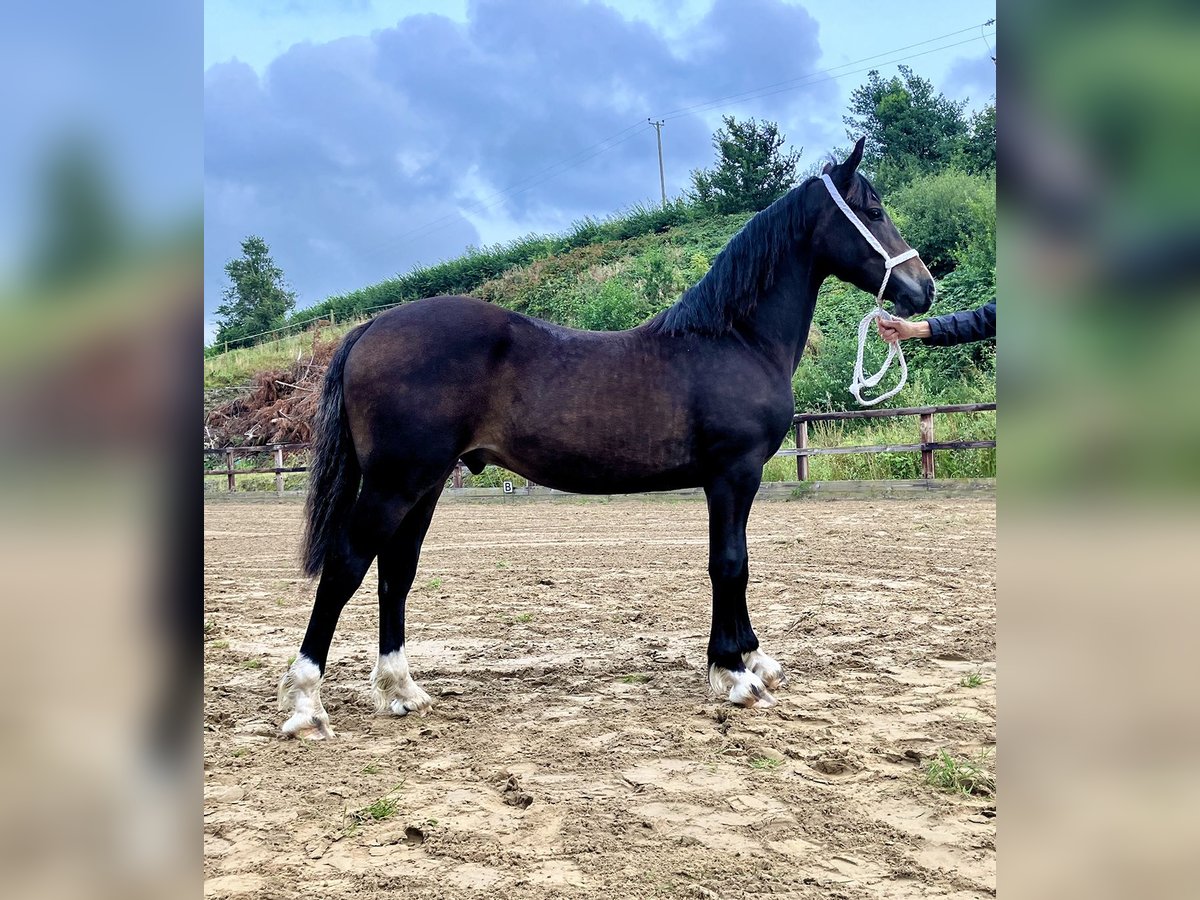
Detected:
[
  {"left": 796, "top": 420, "right": 809, "bottom": 482},
  {"left": 919, "top": 412, "right": 935, "bottom": 479},
  {"left": 225, "top": 448, "right": 236, "bottom": 493},
  {"left": 274, "top": 445, "right": 285, "bottom": 494},
  {"left": 452, "top": 462, "right": 463, "bottom": 489}
]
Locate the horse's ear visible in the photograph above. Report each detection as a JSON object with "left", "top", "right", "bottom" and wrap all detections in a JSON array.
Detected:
[
  {"left": 821, "top": 160, "right": 835, "bottom": 176},
  {"left": 844, "top": 136, "right": 865, "bottom": 173},
  {"left": 829, "top": 137, "right": 866, "bottom": 189}
]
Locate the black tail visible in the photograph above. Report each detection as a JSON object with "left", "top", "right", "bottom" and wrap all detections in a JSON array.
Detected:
[{"left": 302, "top": 321, "right": 373, "bottom": 577}]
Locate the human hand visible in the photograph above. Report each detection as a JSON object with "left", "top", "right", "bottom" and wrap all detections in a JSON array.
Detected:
[{"left": 877, "top": 317, "right": 930, "bottom": 342}]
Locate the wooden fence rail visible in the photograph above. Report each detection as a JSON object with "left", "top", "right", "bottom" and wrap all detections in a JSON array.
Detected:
[
  {"left": 783, "top": 402, "right": 996, "bottom": 481},
  {"left": 203, "top": 403, "right": 995, "bottom": 493}
]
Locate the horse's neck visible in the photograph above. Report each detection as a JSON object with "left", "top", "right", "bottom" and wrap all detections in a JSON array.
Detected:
[{"left": 741, "top": 252, "right": 823, "bottom": 375}]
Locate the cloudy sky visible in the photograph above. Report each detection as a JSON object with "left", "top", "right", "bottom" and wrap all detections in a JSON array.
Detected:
[{"left": 204, "top": 0, "right": 996, "bottom": 338}]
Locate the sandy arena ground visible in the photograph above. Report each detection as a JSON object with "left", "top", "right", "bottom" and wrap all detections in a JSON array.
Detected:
[{"left": 204, "top": 495, "right": 995, "bottom": 899}]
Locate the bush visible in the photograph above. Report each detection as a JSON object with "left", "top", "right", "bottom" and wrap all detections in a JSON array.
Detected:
[
  {"left": 888, "top": 169, "right": 995, "bottom": 276},
  {"left": 578, "top": 279, "right": 645, "bottom": 331}
]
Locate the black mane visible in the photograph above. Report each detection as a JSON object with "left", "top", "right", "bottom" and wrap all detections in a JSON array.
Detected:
[
  {"left": 647, "top": 170, "right": 877, "bottom": 336},
  {"left": 649, "top": 177, "right": 817, "bottom": 336}
]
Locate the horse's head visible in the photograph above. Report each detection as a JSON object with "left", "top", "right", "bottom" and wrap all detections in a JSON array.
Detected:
[{"left": 810, "top": 137, "right": 935, "bottom": 318}]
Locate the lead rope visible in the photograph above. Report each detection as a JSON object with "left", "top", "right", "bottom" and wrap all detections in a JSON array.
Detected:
[{"left": 821, "top": 174, "right": 921, "bottom": 407}]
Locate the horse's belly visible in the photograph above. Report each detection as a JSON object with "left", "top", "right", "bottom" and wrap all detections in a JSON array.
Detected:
[{"left": 477, "top": 433, "right": 701, "bottom": 494}]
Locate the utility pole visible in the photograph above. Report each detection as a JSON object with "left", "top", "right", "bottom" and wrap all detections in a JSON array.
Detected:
[{"left": 648, "top": 119, "right": 666, "bottom": 208}]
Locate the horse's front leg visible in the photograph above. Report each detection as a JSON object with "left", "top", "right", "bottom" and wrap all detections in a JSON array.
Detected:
[{"left": 703, "top": 464, "right": 784, "bottom": 708}]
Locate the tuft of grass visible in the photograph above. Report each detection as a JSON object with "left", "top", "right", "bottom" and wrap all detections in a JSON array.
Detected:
[
  {"left": 241, "top": 659, "right": 263, "bottom": 669},
  {"left": 233, "top": 748, "right": 249, "bottom": 758},
  {"left": 361, "top": 764, "right": 380, "bottom": 775},
  {"left": 275, "top": 597, "right": 287, "bottom": 607},
  {"left": 511, "top": 612, "right": 532, "bottom": 623},
  {"left": 960, "top": 671, "right": 987, "bottom": 688},
  {"left": 360, "top": 797, "right": 399, "bottom": 820},
  {"left": 210, "top": 640, "right": 229, "bottom": 650},
  {"left": 345, "top": 783, "right": 406, "bottom": 832},
  {"left": 425, "top": 577, "right": 443, "bottom": 590},
  {"left": 617, "top": 673, "right": 651, "bottom": 684},
  {"left": 204, "top": 620, "right": 215, "bottom": 635},
  {"left": 750, "top": 756, "right": 784, "bottom": 771},
  {"left": 924, "top": 749, "right": 995, "bottom": 796},
  {"left": 496, "top": 560, "right": 510, "bottom": 570}
]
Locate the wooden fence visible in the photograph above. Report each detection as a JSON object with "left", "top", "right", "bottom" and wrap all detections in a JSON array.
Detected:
[
  {"left": 783, "top": 402, "right": 996, "bottom": 480},
  {"left": 203, "top": 402, "right": 995, "bottom": 492}
]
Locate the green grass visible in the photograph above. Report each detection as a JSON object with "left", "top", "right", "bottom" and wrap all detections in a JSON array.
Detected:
[
  {"left": 511, "top": 612, "right": 532, "bottom": 623},
  {"left": 203, "top": 472, "right": 310, "bottom": 493},
  {"left": 210, "top": 640, "right": 229, "bottom": 650},
  {"left": 924, "top": 749, "right": 995, "bottom": 796},
  {"left": 345, "top": 784, "right": 406, "bottom": 832},
  {"left": 750, "top": 755, "right": 784, "bottom": 770},
  {"left": 204, "top": 321, "right": 359, "bottom": 388},
  {"left": 960, "top": 671, "right": 987, "bottom": 688},
  {"left": 617, "top": 673, "right": 651, "bottom": 684},
  {"left": 496, "top": 560, "right": 510, "bottom": 570},
  {"left": 241, "top": 659, "right": 263, "bottom": 669},
  {"left": 424, "top": 577, "right": 443, "bottom": 590},
  {"left": 361, "top": 763, "right": 380, "bottom": 775}
]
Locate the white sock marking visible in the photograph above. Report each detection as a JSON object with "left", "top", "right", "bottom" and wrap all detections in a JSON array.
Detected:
[
  {"left": 743, "top": 649, "right": 786, "bottom": 689},
  {"left": 371, "top": 648, "right": 433, "bottom": 717},
  {"left": 708, "top": 664, "right": 776, "bottom": 708},
  {"left": 278, "top": 654, "right": 333, "bottom": 739}
]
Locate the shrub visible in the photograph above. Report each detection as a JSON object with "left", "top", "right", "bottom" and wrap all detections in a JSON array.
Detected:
[
  {"left": 577, "top": 279, "right": 646, "bottom": 331},
  {"left": 888, "top": 168, "right": 995, "bottom": 276}
]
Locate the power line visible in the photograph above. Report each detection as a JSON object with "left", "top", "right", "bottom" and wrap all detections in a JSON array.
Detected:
[
  {"left": 655, "top": 21, "right": 992, "bottom": 121},
  {"left": 660, "top": 33, "right": 995, "bottom": 122}
]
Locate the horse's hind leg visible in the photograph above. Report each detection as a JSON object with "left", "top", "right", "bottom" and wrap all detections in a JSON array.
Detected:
[
  {"left": 704, "top": 464, "right": 783, "bottom": 708},
  {"left": 372, "top": 480, "right": 446, "bottom": 718},
  {"left": 279, "top": 480, "right": 412, "bottom": 739}
]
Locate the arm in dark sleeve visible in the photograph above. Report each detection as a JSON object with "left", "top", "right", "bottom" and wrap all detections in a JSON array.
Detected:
[{"left": 922, "top": 300, "right": 996, "bottom": 346}]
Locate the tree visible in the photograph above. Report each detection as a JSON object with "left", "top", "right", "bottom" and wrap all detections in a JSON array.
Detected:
[
  {"left": 689, "top": 116, "right": 802, "bottom": 214},
  {"left": 959, "top": 102, "right": 996, "bottom": 175},
  {"left": 31, "top": 135, "right": 126, "bottom": 287},
  {"left": 214, "top": 236, "right": 296, "bottom": 348},
  {"left": 844, "top": 66, "right": 968, "bottom": 192}
]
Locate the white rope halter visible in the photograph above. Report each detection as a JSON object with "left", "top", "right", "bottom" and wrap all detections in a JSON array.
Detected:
[{"left": 821, "top": 173, "right": 921, "bottom": 406}]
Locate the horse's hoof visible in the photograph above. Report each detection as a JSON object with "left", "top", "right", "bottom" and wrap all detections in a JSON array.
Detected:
[
  {"left": 741, "top": 680, "right": 778, "bottom": 709},
  {"left": 371, "top": 650, "right": 433, "bottom": 718},
  {"left": 744, "top": 649, "right": 786, "bottom": 691},
  {"left": 384, "top": 693, "right": 432, "bottom": 717},
  {"left": 709, "top": 664, "right": 776, "bottom": 709},
  {"left": 281, "top": 713, "right": 335, "bottom": 740},
  {"left": 278, "top": 655, "right": 332, "bottom": 740}
]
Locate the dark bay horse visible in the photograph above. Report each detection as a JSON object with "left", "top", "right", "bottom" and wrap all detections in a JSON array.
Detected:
[{"left": 279, "top": 138, "right": 934, "bottom": 739}]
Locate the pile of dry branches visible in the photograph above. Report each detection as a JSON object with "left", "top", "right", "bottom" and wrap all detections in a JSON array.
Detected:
[{"left": 204, "top": 335, "right": 338, "bottom": 447}]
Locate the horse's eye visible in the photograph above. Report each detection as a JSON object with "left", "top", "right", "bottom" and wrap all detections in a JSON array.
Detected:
[{"left": 867, "top": 208, "right": 884, "bottom": 221}]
